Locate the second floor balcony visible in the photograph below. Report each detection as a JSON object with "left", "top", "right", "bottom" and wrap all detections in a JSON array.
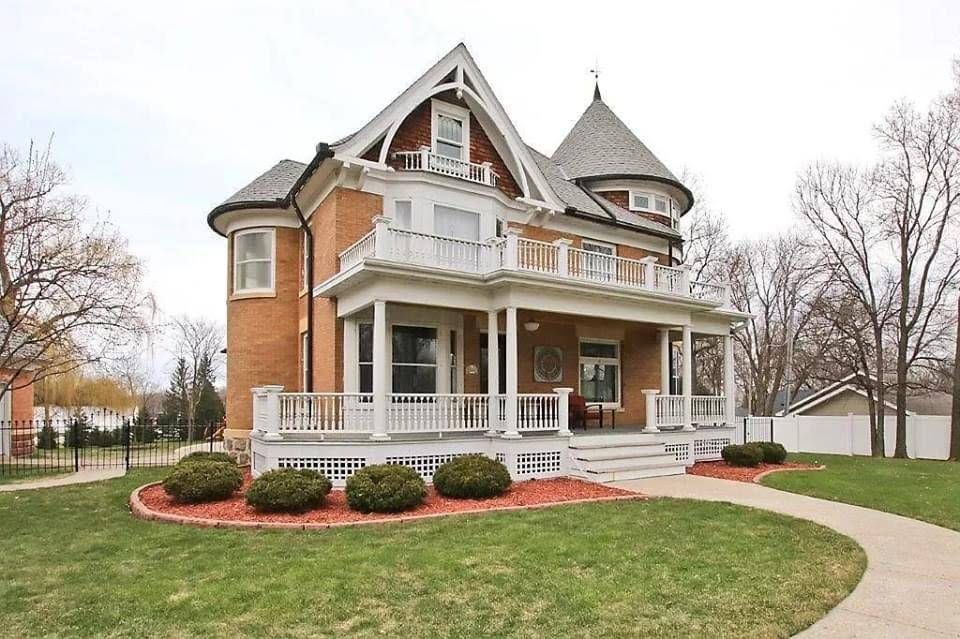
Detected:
[
  {"left": 335, "top": 218, "right": 733, "bottom": 307},
  {"left": 394, "top": 148, "right": 500, "bottom": 188}
]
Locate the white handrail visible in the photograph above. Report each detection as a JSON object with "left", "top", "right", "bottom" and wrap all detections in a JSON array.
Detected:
[
  {"left": 690, "top": 280, "right": 726, "bottom": 302},
  {"left": 654, "top": 265, "right": 684, "bottom": 294},
  {"left": 388, "top": 228, "right": 494, "bottom": 273},
  {"left": 278, "top": 393, "right": 374, "bottom": 433},
  {"left": 655, "top": 395, "right": 686, "bottom": 428},
  {"left": 394, "top": 150, "right": 499, "bottom": 187},
  {"left": 516, "top": 393, "right": 560, "bottom": 431},
  {"left": 568, "top": 247, "right": 647, "bottom": 287},
  {"left": 516, "top": 238, "right": 559, "bottom": 273},
  {"left": 386, "top": 393, "right": 491, "bottom": 433},
  {"left": 338, "top": 231, "right": 376, "bottom": 270},
  {"left": 691, "top": 395, "right": 726, "bottom": 424}
]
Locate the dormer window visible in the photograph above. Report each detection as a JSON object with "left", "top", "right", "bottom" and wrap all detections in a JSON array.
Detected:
[{"left": 432, "top": 100, "right": 470, "bottom": 163}]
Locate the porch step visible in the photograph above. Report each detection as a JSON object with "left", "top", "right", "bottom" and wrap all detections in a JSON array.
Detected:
[
  {"left": 573, "top": 453, "right": 680, "bottom": 472},
  {"left": 570, "top": 445, "right": 669, "bottom": 462},
  {"left": 569, "top": 433, "right": 660, "bottom": 449},
  {"left": 570, "top": 462, "right": 686, "bottom": 483}
]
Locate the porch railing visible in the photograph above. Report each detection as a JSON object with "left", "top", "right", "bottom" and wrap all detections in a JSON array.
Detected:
[
  {"left": 394, "top": 150, "right": 499, "bottom": 188},
  {"left": 337, "top": 219, "right": 732, "bottom": 305},
  {"left": 691, "top": 395, "right": 726, "bottom": 425},
  {"left": 643, "top": 390, "right": 729, "bottom": 430},
  {"left": 254, "top": 387, "right": 569, "bottom": 437},
  {"left": 655, "top": 394, "right": 686, "bottom": 428}
]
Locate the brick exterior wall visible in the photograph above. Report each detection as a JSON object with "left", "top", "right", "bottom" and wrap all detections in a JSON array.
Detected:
[
  {"left": 1, "top": 369, "right": 35, "bottom": 456},
  {"left": 385, "top": 94, "right": 522, "bottom": 199},
  {"left": 460, "top": 310, "right": 662, "bottom": 426}
]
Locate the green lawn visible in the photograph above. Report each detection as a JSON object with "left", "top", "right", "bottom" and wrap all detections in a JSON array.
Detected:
[
  {"left": 0, "top": 470, "right": 865, "bottom": 638},
  {"left": 762, "top": 453, "right": 960, "bottom": 531},
  {"left": 0, "top": 469, "right": 71, "bottom": 485}
]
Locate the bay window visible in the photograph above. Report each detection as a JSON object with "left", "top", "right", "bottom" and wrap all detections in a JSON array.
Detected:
[
  {"left": 233, "top": 228, "right": 275, "bottom": 294},
  {"left": 579, "top": 340, "right": 620, "bottom": 404}
]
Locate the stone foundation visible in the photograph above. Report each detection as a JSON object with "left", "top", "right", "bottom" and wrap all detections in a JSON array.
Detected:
[{"left": 223, "top": 431, "right": 251, "bottom": 466}]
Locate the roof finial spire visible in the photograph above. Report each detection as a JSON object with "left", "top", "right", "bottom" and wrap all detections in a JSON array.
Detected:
[{"left": 590, "top": 62, "right": 602, "bottom": 101}]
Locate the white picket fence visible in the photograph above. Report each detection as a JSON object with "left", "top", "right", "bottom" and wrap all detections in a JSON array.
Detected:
[{"left": 739, "top": 414, "right": 953, "bottom": 460}]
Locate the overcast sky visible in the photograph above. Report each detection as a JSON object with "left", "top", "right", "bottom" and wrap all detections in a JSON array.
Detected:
[{"left": 3, "top": 0, "right": 959, "bottom": 380}]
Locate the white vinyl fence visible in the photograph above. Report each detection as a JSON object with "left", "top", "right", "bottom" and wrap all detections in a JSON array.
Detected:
[{"left": 738, "top": 414, "right": 952, "bottom": 460}]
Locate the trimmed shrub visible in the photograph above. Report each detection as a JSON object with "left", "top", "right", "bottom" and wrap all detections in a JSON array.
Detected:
[
  {"left": 345, "top": 464, "right": 426, "bottom": 513},
  {"left": 245, "top": 469, "right": 332, "bottom": 513},
  {"left": 178, "top": 451, "right": 235, "bottom": 466},
  {"left": 36, "top": 424, "right": 59, "bottom": 450},
  {"left": 721, "top": 443, "right": 764, "bottom": 468},
  {"left": 433, "top": 455, "right": 511, "bottom": 499},
  {"left": 162, "top": 460, "right": 243, "bottom": 503},
  {"left": 757, "top": 442, "right": 788, "bottom": 464}
]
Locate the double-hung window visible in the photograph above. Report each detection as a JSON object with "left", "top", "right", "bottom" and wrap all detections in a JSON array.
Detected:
[
  {"left": 233, "top": 228, "right": 275, "bottom": 294},
  {"left": 392, "top": 326, "right": 437, "bottom": 394},
  {"left": 435, "top": 114, "right": 465, "bottom": 160},
  {"left": 579, "top": 340, "right": 620, "bottom": 405}
]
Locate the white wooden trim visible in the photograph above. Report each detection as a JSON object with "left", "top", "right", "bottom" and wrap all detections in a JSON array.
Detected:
[
  {"left": 431, "top": 99, "right": 471, "bottom": 164},
  {"left": 577, "top": 337, "right": 622, "bottom": 409}
]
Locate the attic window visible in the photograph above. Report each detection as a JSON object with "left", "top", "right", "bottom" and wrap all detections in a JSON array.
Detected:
[{"left": 432, "top": 100, "right": 470, "bottom": 162}]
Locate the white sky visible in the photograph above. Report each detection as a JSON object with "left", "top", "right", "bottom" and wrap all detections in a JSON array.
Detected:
[{"left": 3, "top": 0, "right": 959, "bottom": 379}]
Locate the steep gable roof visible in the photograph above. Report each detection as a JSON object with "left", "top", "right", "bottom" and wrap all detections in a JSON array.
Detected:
[{"left": 552, "top": 92, "right": 692, "bottom": 212}]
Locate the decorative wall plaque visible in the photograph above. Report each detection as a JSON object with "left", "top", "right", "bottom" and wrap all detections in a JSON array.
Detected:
[{"left": 533, "top": 346, "right": 563, "bottom": 382}]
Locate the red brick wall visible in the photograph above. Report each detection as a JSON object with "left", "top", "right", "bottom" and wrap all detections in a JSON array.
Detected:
[
  {"left": 1, "top": 370, "right": 36, "bottom": 455},
  {"left": 385, "top": 95, "right": 521, "bottom": 199}
]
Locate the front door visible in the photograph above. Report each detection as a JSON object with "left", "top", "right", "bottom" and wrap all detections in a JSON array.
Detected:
[{"left": 479, "top": 334, "right": 507, "bottom": 394}]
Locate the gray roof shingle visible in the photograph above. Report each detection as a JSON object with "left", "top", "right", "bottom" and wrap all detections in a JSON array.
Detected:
[
  {"left": 552, "top": 95, "right": 679, "bottom": 184},
  {"left": 528, "top": 147, "right": 681, "bottom": 238},
  {"left": 219, "top": 159, "right": 306, "bottom": 207}
]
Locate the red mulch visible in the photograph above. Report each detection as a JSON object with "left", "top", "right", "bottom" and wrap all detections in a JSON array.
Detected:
[
  {"left": 688, "top": 461, "right": 818, "bottom": 483},
  {"left": 139, "top": 474, "right": 635, "bottom": 525}
]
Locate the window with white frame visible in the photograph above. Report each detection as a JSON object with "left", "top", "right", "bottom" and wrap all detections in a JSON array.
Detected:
[
  {"left": 432, "top": 101, "right": 470, "bottom": 162},
  {"left": 392, "top": 326, "right": 437, "bottom": 393},
  {"left": 394, "top": 200, "right": 412, "bottom": 230},
  {"left": 358, "top": 323, "right": 373, "bottom": 393},
  {"left": 434, "top": 204, "right": 480, "bottom": 241},
  {"left": 654, "top": 196, "right": 668, "bottom": 214},
  {"left": 233, "top": 228, "right": 275, "bottom": 294},
  {"left": 629, "top": 190, "right": 672, "bottom": 219},
  {"left": 579, "top": 340, "right": 620, "bottom": 404}
]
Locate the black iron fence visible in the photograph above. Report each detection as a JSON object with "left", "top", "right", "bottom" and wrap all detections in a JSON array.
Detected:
[{"left": 0, "top": 418, "right": 223, "bottom": 479}]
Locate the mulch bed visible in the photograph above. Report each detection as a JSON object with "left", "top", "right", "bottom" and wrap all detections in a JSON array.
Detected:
[
  {"left": 689, "top": 461, "right": 820, "bottom": 483},
  {"left": 135, "top": 474, "right": 639, "bottom": 529}
]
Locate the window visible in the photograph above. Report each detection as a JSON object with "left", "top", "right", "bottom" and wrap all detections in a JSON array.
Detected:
[
  {"left": 579, "top": 340, "right": 620, "bottom": 404},
  {"left": 434, "top": 205, "right": 480, "bottom": 241},
  {"left": 233, "top": 229, "right": 275, "bottom": 294},
  {"left": 301, "top": 333, "right": 309, "bottom": 390},
  {"left": 392, "top": 326, "right": 437, "bottom": 394},
  {"left": 631, "top": 192, "right": 650, "bottom": 211},
  {"left": 359, "top": 323, "right": 373, "bottom": 393},
  {"left": 435, "top": 114, "right": 464, "bottom": 160},
  {"left": 655, "top": 196, "right": 668, "bottom": 214},
  {"left": 394, "top": 200, "right": 412, "bottom": 230},
  {"left": 581, "top": 240, "right": 617, "bottom": 281},
  {"left": 495, "top": 218, "right": 505, "bottom": 238}
]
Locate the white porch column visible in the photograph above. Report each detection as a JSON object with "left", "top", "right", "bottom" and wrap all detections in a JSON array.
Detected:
[
  {"left": 261, "top": 385, "right": 283, "bottom": 441},
  {"left": 640, "top": 256, "right": 658, "bottom": 290},
  {"left": 681, "top": 325, "right": 694, "bottom": 431},
  {"left": 371, "top": 300, "right": 389, "bottom": 440},
  {"left": 486, "top": 310, "right": 500, "bottom": 435},
  {"left": 642, "top": 389, "right": 660, "bottom": 433},
  {"left": 553, "top": 238, "right": 572, "bottom": 277},
  {"left": 724, "top": 332, "right": 736, "bottom": 427},
  {"left": 553, "top": 387, "right": 573, "bottom": 436},
  {"left": 502, "top": 306, "right": 520, "bottom": 439},
  {"left": 343, "top": 318, "right": 358, "bottom": 392},
  {"left": 659, "top": 328, "right": 671, "bottom": 394},
  {"left": 504, "top": 228, "right": 520, "bottom": 270}
]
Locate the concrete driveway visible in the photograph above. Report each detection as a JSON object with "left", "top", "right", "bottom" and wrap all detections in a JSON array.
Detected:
[{"left": 614, "top": 474, "right": 960, "bottom": 638}]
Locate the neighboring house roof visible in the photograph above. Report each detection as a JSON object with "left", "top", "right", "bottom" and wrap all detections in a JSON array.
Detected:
[
  {"left": 527, "top": 147, "right": 681, "bottom": 239},
  {"left": 551, "top": 90, "right": 693, "bottom": 213},
  {"left": 0, "top": 325, "right": 43, "bottom": 370},
  {"left": 218, "top": 160, "right": 306, "bottom": 208},
  {"left": 781, "top": 373, "right": 908, "bottom": 417},
  {"left": 904, "top": 391, "right": 954, "bottom": 416}
]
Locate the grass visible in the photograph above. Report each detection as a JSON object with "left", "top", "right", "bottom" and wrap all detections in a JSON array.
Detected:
[
  {"left": 762, "top": 453, "right": 960, "bottom": 531},
  {"left": 0, "top": 469, "right": 71, "bottom": 485},
  {"left": 0, "top": 470, "right": 864, "bottom": 638}
]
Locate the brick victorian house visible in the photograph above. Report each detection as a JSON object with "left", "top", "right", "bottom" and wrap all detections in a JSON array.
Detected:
[{"left": 208, "top": 44, "right": 747, "bottom": 483}]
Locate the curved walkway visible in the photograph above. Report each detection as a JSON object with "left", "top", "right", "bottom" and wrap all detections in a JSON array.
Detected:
[
  {"left": 0, "top": 467, "right": 125, "bottom": 492},
  {"left": 615, "top": 474, "right": 960, "bottom": 638}
]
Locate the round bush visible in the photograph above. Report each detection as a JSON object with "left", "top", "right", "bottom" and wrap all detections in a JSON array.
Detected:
[
  {"left": 178, "top": 451, "right": 235, "bottom": 466},
  {"left": 245, "top": 469, "right": 332, "bottom": 513},
  {"left": 433, "top": 455, "right": 511, "bottom": 499},
  {"left": 162, "top": 460, "right": 243, "bottom": 503},
  {"left": 721, "top": 443, "right": 764, "bottom": 468},
  {"left": 757, "top": 442, "right": 788, "bottom": 464},
  {"left": 345, "top": 464, "right": 426, "bottom": 513}
]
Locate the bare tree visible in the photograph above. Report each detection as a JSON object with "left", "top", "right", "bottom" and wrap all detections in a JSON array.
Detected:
[
  {"left": 951, "top": 294, "right": 959, "bottom": 461},
  {"left": 0, "top": 138, "right": 149, "bottom": 403},
  {"left": 873, "top": 92, "right": 960, "bottom": 458},
  {"left": 796, "top": 163, "right": 897, "bottom": 456},
  {"left": 168, "top": 316, "right": 223, "bottom": 432}
]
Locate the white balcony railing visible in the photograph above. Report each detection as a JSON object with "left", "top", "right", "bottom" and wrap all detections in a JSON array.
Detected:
[
  {"left": 335, "top": 220, "right": 732, "bottom": 305},
  {"left": 386, "top": 393, "right": 492, "bottom": 434},
  {"left": 691, "top": 395, "right": 726, "bottom": 425},
  {"left": 278, "top": 393, "right": 374, "bottom": 433},
  {"left": 394, "top": 150, "right": 499, "bottom": 188},
  {"left": 655, "top": 394, "right": 686, "bottom": 428}
]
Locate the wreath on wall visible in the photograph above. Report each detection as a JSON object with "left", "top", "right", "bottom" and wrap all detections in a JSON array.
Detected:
[{"left": 533, "top": 346, "right": 563, "bottom": 383}]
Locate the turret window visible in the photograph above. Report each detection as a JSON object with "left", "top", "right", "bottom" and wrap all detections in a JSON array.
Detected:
[
  {"left": 233, "top": 228, "right": 275, "bottom": 294},
  {"left": 655, "top": 196, "right": 668, "bottom": 214},
  {"left": 631, "top": 192, "right": 650, "bottom": 210}
]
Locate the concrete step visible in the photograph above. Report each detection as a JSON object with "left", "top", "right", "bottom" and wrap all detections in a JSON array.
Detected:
[
  {"left": 575, "top": 453, "right": 679, "bottom": 472},
  {"left": 570, "top": 463, "right": 686, "bottom": 483},
  {"left": 571, "top": 444, "right": 669, "bottom": 462},
  {"left": 569, "top": 433, "right": 660, "bottom": 448}
]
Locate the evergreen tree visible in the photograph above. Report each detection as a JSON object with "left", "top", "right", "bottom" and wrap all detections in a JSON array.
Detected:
[
  {"left": 195, "top": 353, "right": 225, "bottom": 426},
  {"left": 161, "top": 357, "right": 189, "bottom": 423}
]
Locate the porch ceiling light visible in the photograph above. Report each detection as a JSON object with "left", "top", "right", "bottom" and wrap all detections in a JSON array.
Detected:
[{"left": 524, "top": 320, "right": 540, "bottom": 332}]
